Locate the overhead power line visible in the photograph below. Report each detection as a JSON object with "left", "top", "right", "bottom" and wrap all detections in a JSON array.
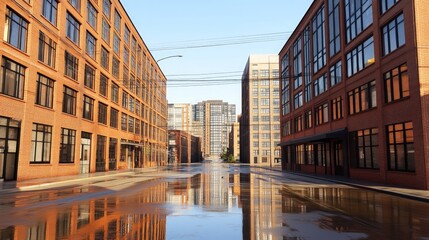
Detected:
[{"left": 150, "top": 31, "right": 293, "bottom": 51}]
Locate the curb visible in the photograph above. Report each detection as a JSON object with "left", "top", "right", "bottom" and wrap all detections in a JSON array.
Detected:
[{"left": 284, "top": 171, "right": 429, "bottom": 203}]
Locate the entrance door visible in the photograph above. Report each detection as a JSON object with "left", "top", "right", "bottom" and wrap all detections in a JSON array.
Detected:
[
  {"left": 333, "top": 142, "right": 344, "bottom": 176},
  {"left": 80, "top": 134, "right": 91, "bottom": 174},
  {"left": 127, "top": 147, "right": 133, "bottom": 169},
  {"left": 0, "top": 117, "right": 20, "bottom": 181}
]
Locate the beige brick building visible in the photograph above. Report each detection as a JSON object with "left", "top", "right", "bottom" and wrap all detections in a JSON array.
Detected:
[
  {"left": 241, "top": 55, "right": 281, "bottom": 166},
  {"left": 0, "top": 0, "right": 167, "bottom": 181}
]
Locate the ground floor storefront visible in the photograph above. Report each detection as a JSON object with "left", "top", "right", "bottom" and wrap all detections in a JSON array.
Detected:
[{"left": 281, "top": 127, "right": 428, "bottom": 190}]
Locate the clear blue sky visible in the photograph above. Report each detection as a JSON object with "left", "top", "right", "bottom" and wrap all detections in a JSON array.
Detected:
[{"left": 121, "top": 0, "right": 314, "bottom": 114}]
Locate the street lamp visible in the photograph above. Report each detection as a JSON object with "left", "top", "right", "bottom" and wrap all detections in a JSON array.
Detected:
[{"left": 156, "top": 55, "right": 183, "bottom": 63}]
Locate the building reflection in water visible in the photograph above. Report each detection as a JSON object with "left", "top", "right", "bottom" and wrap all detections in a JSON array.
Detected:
[
  {"left": 0, "top": 180, "right": 167, "bottom": 240},
  {"left": 1, "top": 170, "right": 429, "bottom": 239}
]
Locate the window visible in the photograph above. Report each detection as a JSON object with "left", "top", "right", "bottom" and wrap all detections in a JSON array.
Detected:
[
  {"left": 87, "top": 1, "right": 97, "bottom": 29},
  {"left": 293, "top": 37, "right": 302, "bottom": 89},
  {"left": 381, "top": 0, "right": 401, "bottom": 14},
  {"left": 113, "top": 33, "right": 120, "bottom": 55},
  {"left": 98, "top": 102, "right": 108, "bottom": 124},
  {"left": 348, "top": 80, "right": 377, "bottom": 115},
  {"left": 129, "top": 96, "right": 135, "bottom": 112},
  {"left": 130, "top": 75, "right": 135, "bottom": 93},
  {"left": 110, "top": 107, "right": 118, "bottom": 128},
  {"left": 36, "top": 74, "right": 54, "bottom": 108},
  {"left": 316, "top": 143, "right": 328, "bottom": 166},
  {"left": 387, "top": 122, "right": 414, "bottom": 172},
  {"left": 121, "top": 113, "right": 127, "bottom": 131},
  {"left": 122, "top": 92, "right": 128, "bottom": 109},
  {"left": 329, "top": 61, "right": 342, "bottom": 87},
  {"left": 1, "top": 57, "right": 26, "bottom": 99},
  {"left": 99, "top": 74, "right": 108, "bottom": 97},
  {"left": 124, "top": 26, "right": 130, "bottom": 45},
  {"left": 123, "top": 47, "right": 129, "bottom": 66},
  {"left": 101, "top": 47, "right": 109, "bottom": 70},
  {"left": 303, "top": 26, "right": 312, "bottom": 103},
  {"left": 103, "top": 0, "right": 111, "bottom": 19},
  {"left": 64, "top": 51, "right": 78, "bottom": 80},
  {"left": 102, "top": 18, "right": 110, "bottom": 43},
  {"left": 96, "top": 135, "right": 106, "bottom": 172},
  {"left": 294, "top": 115, "right": 303, "bottom": 133},
  {"left": 314, "top": 74, "right": 328, "bottom": 97},
  {"left": 114, "top": 10, "right": 121, "bottom": 32},
  {"left": 328, "top": 0, "right": 340, "bottom": 56},
  {"left": 260, "top": 98, "right": 269, "bottom": 106},
  {"left": 111, "top": 82, "right": 119, "bottom": 103},
  {"left": 331, "top": 96, "right": 343, "bottom": 120},
  {"left": 59, "top": 128, "right": 76, "bottom": 163},
  {"left": 261, "top": 116, "right": 270, "bottom": 122},
  {"left": 345, "top": 0, "right": 372, "bottom": 43},
  {"left": 294, "top": 91, "right": 303, "bottom": 109},
  {"left": 282, "top": 121, "right": 291, "bottom": 137},
  {"left": 312, "top": 6, "right": 326, "bottom": 73},
  {"left": 296, "top": 145, "right": 305, "bottom": 164},
  {"left": 68, "top": 0, "right": 80, "bottom": 11},
  {"left": 304, "top": 110, "right": 312, "bottom": 129},
  {"left": 62, "top": 86, "right": 77, "bottom": 115},
  {"left": 384, "top": 63, "right": 409, "bottom": 103},
  {"left": 84, "top": 64, "right": 95, "bottom": 89},
  {"left": 38, "top": 31, "right": 57, "bottom": 68},
  {"left": 351, "top": 128, "right": 379, "bottom": 169},
  {"left": 315, "top": 103, "right": 329, "bottom": 125},
  {"left": 5, "top": 8, "right": 29, "bottom": 52},
  {"left": 128, "top": 116, "right": 134, "bottom": 133},
  {"left": 83, "top": 95, "right": 94, "bottom": 120},
  {"left": 42, "top": 0, "right": 58, "bottom": 25},
  {"left": 112, "top": 56, "right": 119, "bottom": 78},
  {"left": 346, "top": 36, "right": 375, "bottom": 77},
  {"left": 66, "top": 12, "right": 80, "bottom": 45},
  {"left": 86, "top": 31, "right": 96, "bottom": 59},
  {"left": 382, "top": 14, "right": 405, "bottom": 56},
  {"left": 131, "top": 37, "right": 137, "bottom": 55},
  {"left": 30, "top": 123, "right": 52, "bottom": 163}
]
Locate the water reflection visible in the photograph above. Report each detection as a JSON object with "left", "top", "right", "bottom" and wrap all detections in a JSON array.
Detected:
[
  {"left": 0, "top": 180, "right": 167, "bottom": 240},
  {"left": 1, "top": 166, "right": 429, "bottom": 239}
]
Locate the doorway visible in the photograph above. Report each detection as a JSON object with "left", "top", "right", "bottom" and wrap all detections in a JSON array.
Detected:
[
  {"left": 0, "top": 117, "right": 20, "bottom": 181},
  {"left": 80, "top": 132, "right": 92, "bottom": 174},
  {"left": 333, "top": 142, "right": 344, "bottom": 176}
]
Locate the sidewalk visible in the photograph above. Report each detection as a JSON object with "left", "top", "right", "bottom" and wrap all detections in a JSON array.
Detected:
[
  {"left": 0, "top": 167, "right": 160, "bottom": 194},
  {"left": 279, "top": 168, "right": 429, "bottom": 203}
]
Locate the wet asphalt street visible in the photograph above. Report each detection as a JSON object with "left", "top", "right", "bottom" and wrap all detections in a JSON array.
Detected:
[{"left": 0, "top": 162, "right": 429, "bottom": 240}]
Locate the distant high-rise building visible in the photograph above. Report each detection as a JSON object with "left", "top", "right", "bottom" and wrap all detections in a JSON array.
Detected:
[
  {"left": 241, "top": 55, "right": 281, "bottom": 166},
  {"left": 168, "top": 104, "right": 192, "bottom": 131},
  {"left": 193, "top": 101, "right": 236, "bottom": 158},
  {"left": 229, "top": 121, "right": 240, "bottom": 161}
]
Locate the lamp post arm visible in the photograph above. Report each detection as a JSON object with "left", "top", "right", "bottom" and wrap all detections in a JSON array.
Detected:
[{"left": 156, "top": 55, "right": 183, "bottom": 63}]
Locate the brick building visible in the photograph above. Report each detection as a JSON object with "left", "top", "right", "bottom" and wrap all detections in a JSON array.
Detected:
[
  {"left": 168, "top": 130, "right": 202, "bottom": 164},
  {"left": 0, "top": 0, "right": 168, "bottom": 181},
  {"left": 279, "top": 0, "right": 429, "bottom": 189}
]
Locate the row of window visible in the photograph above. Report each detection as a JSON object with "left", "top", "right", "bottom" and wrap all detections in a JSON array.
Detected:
[
  {"left": 292, "top": 121, "right": 414, "bottom": 172},
  {"left": 5, "top": 4, "right": 159, "bottom": 96},
  {"left": 0, "top": 56, "right": 147, "bottom": 119},
  {"left": 283, "top": 62, "right": 409, "bottom": 134},
  {"left": 281, "top": 1, "right": 405, "bottom": 115},
  {"left": 285, "top": 60, "right": 409, "bottom": 118},
  {"left": 30, "top": 123, "right": 147, "bottom": 165}
]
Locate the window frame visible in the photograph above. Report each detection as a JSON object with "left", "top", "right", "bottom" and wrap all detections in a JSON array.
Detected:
[
  {"left": 5, "top": 8, "right": 29, "bottom": 52},
  {"left": 36, "top": 73, "right": 54, "bottom": 108},
  {"left": 30, "top": 123, "right": 52, "bottom": 164}
]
